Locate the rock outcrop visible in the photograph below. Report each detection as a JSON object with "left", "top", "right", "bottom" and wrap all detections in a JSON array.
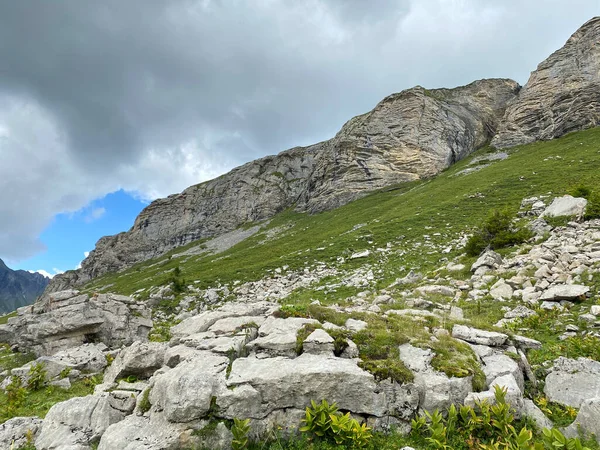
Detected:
[
  {"left": 0, "top": 290, "right": 152, "bottom": 356},
  {"left": 492, "top": 17, "right": 600, "bottom": 148},
  {"left": 48, "top": 79, "right": 519, "bottom": 290}
]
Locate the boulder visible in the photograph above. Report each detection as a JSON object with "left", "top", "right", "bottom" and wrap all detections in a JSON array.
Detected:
[
  {"left": 345, "top": 318, "right": 368, "bottom": 332},
  {"left": 504, "top": 306, "right": 536, "bottom": 320},
  {"left": 489, "top": 280, "right": 513, "bottom": 300},
  {"left": 150, "top": 352, "right": 229, "bottom": 422},
  {"left": 35, "top": 395, "right": 127, "bottom": 450},
  {"left": 465, "top": 374, "right": 523, "bottom": 416},
  {"left": 171, "top": 302, "right": 278, "bottom": 340},
  {"left": 471, "top": 250, "right": 502, "bottom": 272},
  {"left": 3, "top": 291, "right": 152, "bottom": 356},
  {"left": 224, "top": 353, "right": 417, "bottom": 419},
  {"left": 104, "top": 341, "right": 167, "bottom": 384},
  {"left": 50, "top": 343, "right": 109, "bottom": 373},
  {"left": 521, "top": 399, "right": 553, "bottom": 430},
  {"left": 98, "top": 413, "right": 189, "bottom": 450},
  {"left": 511, "top": 335, "right": 542, "bottom": 350},
  {"left": 481, "top": 354, "right": 524, "bottom": 391},
  {"left": 247, "top": 317, "right": 318, "bottom": 358},
  {"left": 0, "top": 416, "right": 43, "bottom": 450},
  {"left": 452, "top": 325, "right": 508, "bottom": 347},
  {"left": 541, "top": 196, "right": 588, "bottom": 219},
  {"left": 414, "top": 285, "right": 455, "bottom": 297},
  {"left": 302, "top": 329, "right": 334, "bottom": 356},
  {"left": 399, "top": 344, "right": 472, "bottom": 412},
  {"left": 564, "top": 397, "right": 600, "bottom": 443},
  {"left": 544, "top": 357, "right": 600, "bottom": 408},
  {"left": 539, "top": 284, "right": 589, "bottom": 302}
]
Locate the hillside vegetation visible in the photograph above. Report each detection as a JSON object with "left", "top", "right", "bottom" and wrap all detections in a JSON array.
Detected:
[{"left": 85, "top": 127, "right": 600, "bottom": 298}]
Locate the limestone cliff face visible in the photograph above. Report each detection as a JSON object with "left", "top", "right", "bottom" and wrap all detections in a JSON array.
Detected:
[
  {"left": 75, "top": 146, "right": 318, "bottom": 283},
  {"left": 492, "top": 17, "right": 600, "bottom": 149},
  {"left": 48, "top": 78, "right": 519, "bottom": 291},
  {"left": 301, "top": 79, "right": 520, "bottom": 212}
]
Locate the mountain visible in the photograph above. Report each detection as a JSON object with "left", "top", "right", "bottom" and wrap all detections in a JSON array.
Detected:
[
  {"left": 48, "top": 79, "right": 520, "bottom": 291},
  {"left": 48, "top": 17, "right": 600, "bottom": 292},
  {"left": 492, "top": 17, "right": 600, "bottom": 148},
  {"left": 0, "top": 259, "right": 49, "bottom": 314}
]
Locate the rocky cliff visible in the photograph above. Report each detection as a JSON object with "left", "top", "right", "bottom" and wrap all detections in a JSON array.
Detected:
[
  {"left": 492, "top": 17, "right": 600, "bottom": 148},
  {"left": 0, "top": 258, "right": 49, "bottom": 314},
  {"left": 48, "top": 78, "right": 519, "bottom": 290}
]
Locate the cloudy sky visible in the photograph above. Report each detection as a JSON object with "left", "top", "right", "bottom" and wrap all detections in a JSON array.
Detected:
[{"left": 1, "top": 0, "right": 598, "bottom": 276}]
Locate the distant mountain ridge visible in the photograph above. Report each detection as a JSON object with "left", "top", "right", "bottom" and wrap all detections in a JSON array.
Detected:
[
  {"left": 47, "top": 16, "right": 600, "bottom": 292},
  {"left": 0, "top": 259, "right": 49, "bottom": 314}
]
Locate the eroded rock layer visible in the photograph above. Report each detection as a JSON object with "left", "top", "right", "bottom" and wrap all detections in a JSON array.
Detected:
[
  {"left": 492, "top": 17, "right": 600, "bottom": 148},
  {"left": 49, "top": 78, "right": 519, "bottom": 289}
]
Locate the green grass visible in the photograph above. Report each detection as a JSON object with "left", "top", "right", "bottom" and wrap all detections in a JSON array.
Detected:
[
  {"left": 0, "top": 311, "right": 16, "bottom": 325},
  {"left": 84, "top": 127, "right": 600, "bottom": 298},
  {"left": 0, "top": 344, "right": 35, "bottom": 372},
  {"left": 0, "top": 377, "right": 99, "bottom": 423}
]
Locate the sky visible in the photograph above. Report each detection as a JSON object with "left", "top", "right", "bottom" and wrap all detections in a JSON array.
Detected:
[{"left": 0, "top": 0, "right": 599, "bottom": 276}]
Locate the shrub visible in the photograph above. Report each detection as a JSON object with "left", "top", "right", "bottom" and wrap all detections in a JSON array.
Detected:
[
  {"left": 465, "top": 210, "right": 533, "bottom": 256},
  {"left": 566, "top": 184, "right": 600, "bottom": 220},
  {"left": 300, "top": 399, "right": 372, "bottom": 448},
  {"left": 410, "top": 386, "right": 592, "bottom": 450},
  {"left": 584, "top": 192, "right": 600, "bottom": 220},
  {"left": 5, "top": 375, "right": 27, "bottom": 416},
  {"left": 27, "top": 363, "right": 47, "bottom": 391},
  {"left": 167, "top": 266, "right": 186, "bottom": 294}
]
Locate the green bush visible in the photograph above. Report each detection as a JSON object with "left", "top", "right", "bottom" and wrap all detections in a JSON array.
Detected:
[
  {"left": 5, "top": 376, "right": 27, "bottom": 416},
  {"left": 27, "top": 363, "right": 47, "bottom": 391},
  {"left": 465, "top": 210, "right": 533, "bottom": 256},
  {"left": 409, "top": 386, "right": 592, "bottom": 450},
  {"left": 584, "top": 192, "right": 600, "bottom": 220},
  {"left": 566, "top": 184, "right": 600, "bottom": 220},
  {"left": 167, "top": 266, "right": 186, "bottom": 294},
  {"left": 300, "top": 399, "right": 372, "bottom": 448}
]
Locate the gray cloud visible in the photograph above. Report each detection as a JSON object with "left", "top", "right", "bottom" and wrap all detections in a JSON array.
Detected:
[{"left": 0, "top": 0, "right": 599, "bottom": 260}]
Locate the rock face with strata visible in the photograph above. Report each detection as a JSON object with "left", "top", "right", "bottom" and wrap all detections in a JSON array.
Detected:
[
  {"left": 47, "top": 79, "right": 518, "bottom": 290},
  {"left": 492, "top": 17, "right": 600, "bottom": 148},
  {"left": 0, "top": 290, "right": 152, "bottom": 356}
]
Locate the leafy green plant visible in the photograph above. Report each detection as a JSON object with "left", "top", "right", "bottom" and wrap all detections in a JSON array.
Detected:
[
  {"left": 27, "top": 363, "right": 47, "bottom": 391},
  {"left": 300, "top": 399, "right": 372, "bottom": 448},
  {"left": 410, "top": 386, "right": 592, "bottom": 450},
  {"left": 5, "top": 376, "right": 27, "bottom": 416},
  {"left": 465, "top": 210, "right": 533, "bottom": 256},
  {"left": 231, "top": 417, "right": 251, "bottom": 450},
  {"left": 59, "top": 366, "right": 72, "bottom": 379}
]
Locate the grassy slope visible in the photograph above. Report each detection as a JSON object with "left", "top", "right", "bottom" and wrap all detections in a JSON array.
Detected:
[{"left": 86, "top": 127, "right": 600, "bottom": 296}]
